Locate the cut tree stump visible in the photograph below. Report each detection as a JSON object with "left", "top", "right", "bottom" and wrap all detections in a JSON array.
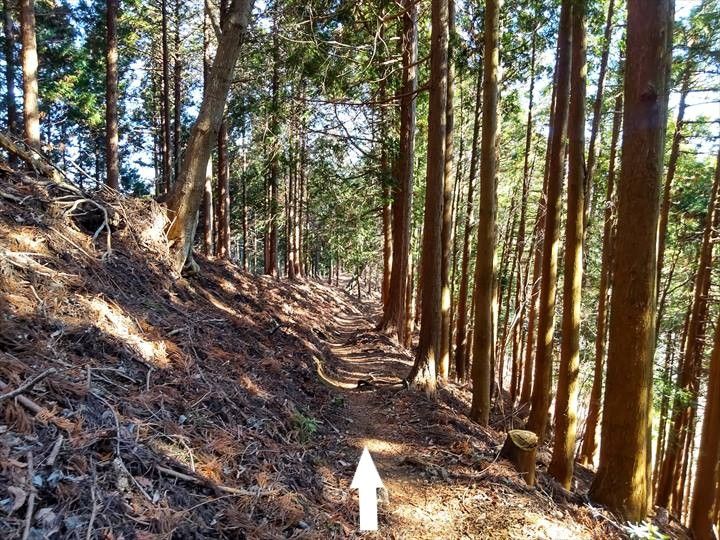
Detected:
[{"left": 500, "top": 429, "right": 538, "bottom": 486}]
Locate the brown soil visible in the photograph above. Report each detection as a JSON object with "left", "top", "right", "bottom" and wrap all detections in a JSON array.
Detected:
[{"left": 0, "top": 170, "right": 681, "bottom": 539}]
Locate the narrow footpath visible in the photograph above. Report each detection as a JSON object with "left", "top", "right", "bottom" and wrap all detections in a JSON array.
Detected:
[{"left": 312, "top": 294, "right": 609, "bottom": 539}]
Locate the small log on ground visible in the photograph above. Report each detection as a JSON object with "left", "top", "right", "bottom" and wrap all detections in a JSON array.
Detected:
[{"left": 500, "top": 429, "right": 538, "bottom": 486}]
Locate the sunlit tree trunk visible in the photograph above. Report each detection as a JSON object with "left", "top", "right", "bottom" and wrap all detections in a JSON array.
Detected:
[
  {"left": 526, "top": 0, "right": 572, "bottom": 442},
  {"left": 548, "top": 0, "right": 586, "bottom": 488},
  {"left": 105, "top": 0, "right": 120, "bottom": 190},
  {"left": 165, "top": 0, "right": 254, "bottom": 272},
  {"left": 19, "top": 0, "right": 39, "bottom": 146},
  {"left": 578, "top": 94, "right": 623, "bottom": 466},
  {"left": 469, "top": 0, "right": 499, "bottom": 425},
  {"left": 589, "top": 0, "right": 673, "bottom": 520},
  {"left": 438, "top": 0, "right": 456, "bottom": 380},
  {"left": 407, "top": 0, "right": 448, "bottom": 393}
]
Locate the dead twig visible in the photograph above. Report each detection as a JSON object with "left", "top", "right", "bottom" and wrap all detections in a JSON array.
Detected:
[
  {"left": 0, "top": 368, "right": 56, "bottom": 403},
  {"left": 22, "top": 452, "right": 35, "bottom": 540}
]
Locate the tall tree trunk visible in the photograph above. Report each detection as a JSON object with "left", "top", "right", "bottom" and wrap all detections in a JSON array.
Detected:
[
  {"left": 161, "top": 0, "right": 172, "bottom": 191},
  {"left": 656, "top": 68, "right": 691, "bottom": 330},
  {"left": 265, "top": 26, "right": 280, "bottom": 276},
  {"left": 578, "top": 94, "right": 623, "bottom": 466},
  {"left": 657, "top": 144, "right": 720, "bottom": 510},
  {"left": 105, "top": 0, "right": 120, "bottom": 190},
  {"left": 4, "top": 0, "right": 18, "bottom": 141},
  {"left": 454, "top": 65, "right": 481, "bottom": 381},
  {"left": 526, "top": 0, "right": 572, "bottom": 443},
  {"left": 19, "top": 0, "right": 39, "bottom": 146},
  {"left": 589, "top": 0, "right": 673, "bottom": 521},
  {"left": 653, "top": 331, "right": 676, "bottom": 488},
  {"left": 510, "top": 31, "right": 536, "bottom": 403},
  {"left": 583, "top": 0, "right": 615, "bottom": 233},
  {"left": 173, "top": 0, "right": 182, "bottom": 182},
  {"left": 548, "top": 0, "right": 586, "bottom": 489},
  {"left": 469, "top": 0, "right": 499, "bottom": 426},
  {"left": 165, "top": 0, "right": 254, "bottom": 273},
  {"left": 438, "top": 0, "right": 456, "bottom": 380},
  {"left": 216, "top": 121, "right": 230, "bottom": 259},
  {"left": 407, "top": 0, "right": 448, "bottom": 393},
  {"left": 689, "top": 309, "right": 720, "bottom": 539},
  {"left": 379, "top": 0, "right": 418, "bottom": 340}
]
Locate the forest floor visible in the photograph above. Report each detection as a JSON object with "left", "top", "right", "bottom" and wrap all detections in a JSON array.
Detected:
[{"left": 0, "top": 170, "right": 685, "bottom": 539}]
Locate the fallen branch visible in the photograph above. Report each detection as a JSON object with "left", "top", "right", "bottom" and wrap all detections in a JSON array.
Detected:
[
  {"left": 21, "top": 452, "right": 35, "bottom": 540},
  {"left": 0, "top": 368, "right": 56, "bottom": 403},
  {"left": 154, "top": 464, "right": 267, "bottom": 496}
]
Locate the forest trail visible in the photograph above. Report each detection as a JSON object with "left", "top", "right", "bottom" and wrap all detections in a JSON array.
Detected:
[{"left": 312, "top": 295, "right": 607, "bottom": 539}]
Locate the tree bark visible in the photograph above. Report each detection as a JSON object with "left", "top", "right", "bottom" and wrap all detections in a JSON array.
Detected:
[
  {"left": 19, "top": 0, "right": 39, "bottom": 146},
  {"left": 105, "top": 0, "right": 120, "bottom": 190},
  {"left": 216, "top": 121, "right": 230, "bottom": 259},
  {"left": 656, "top": 143, "right": 720, "bottom": 510},
  {"left": 438, "top": 0, "right": 456, "bottom": 380},
  {"left": 173, "top": 0, "right": 182, "bottom": 183},
  {"left": 578, "top": 94, "right": 622, "bottom": 466},
  {"left": 548, "top": 0, "right": 586, "bottom": 489},
  {"left": 526, "top": 0, "right": 572, "bottom": 443},
  {"left": 454, "top": 65, "right": 481, "bottom": 381},
  {"left": 378, "top": 0, "right": 416, "bottom": 342},
  {"left": 3, "top": 0, "right": 18, "bottom": 141},
  {"left": 689, "top": 311, "right": 720, "bottom": 539},
  {"left": 469, "top": 0, "right": 499, "bottom": 426},
  {"left": 582, "top": 0, "right": 615, "bottom": 233},
  {"left": 161, "top": 0, "right": 172, "bottom": 191},
  {"left": 407, "top": 0, "right": 448, "bottom": 393},
  {"left": 589, "top": 0, "right": 673, "bottom": 521},
  {"left": 165, "top": 0, "right": 254, "bottom": 273},
  {"left": 265, "top": 25, "right": 280, "bottom": 276}
]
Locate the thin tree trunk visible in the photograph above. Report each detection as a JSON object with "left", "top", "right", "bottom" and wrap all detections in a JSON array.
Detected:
[
  {"left": 549, "top": 0, "right": 586, "bottom": 488},
  {"left": 216, "top": 121, "right": 230, "bottom": 259},
  {"left": 161, "top": 0, "right": 172, "bottom": 191},
  {"left": 265, "top": 25, "right": 280, "bottom": 276},
  {"left": 469, "top": 0, "right": 499, "bottom": 425},
  {"left": 105, "top": 0, "right": 120, "bottom": 190},
  {"left": 510, "top": 31, "right": 536, "bottom": 403},
  {"left": 526, "top": 0, "right": 572, "bottom": 443},
  {"left": 378, "top": 0, "right": 417, "bottom": 341},
  {"left": 589, "top": 0, "right": 673, "bottom": 520},
  {"left": 165, "top": 0, "right": 254, "bottom": 272},
  {"left": 578, "top": 94, "right": 623, "bottom": 466},
  {"left": 583, "top": 0, "right": 615, "bottom": 233},
  {"left": 407, "top": 0, "right": 448, "bottom": 393},
  {"left": 19, "top": 0, "right": 39, "bottom": 146},
  {"left": 689, "top": 309, "right": 720, "bottom": 539},
  {"left": 653, "top": 331, "right": 676, "bottom": 488},
  {"left": 656, "top": 144, "right": 720, "bottom": 510},
  {"left": 4, "top": 0, "right": 18, "bottom": 142},
  {"left": 173, "top": 0, "right": 182, "bottom": 182},
  {"left": 454, "top": 65, "right": 481, "bottom": 381},
  {"left": 438, "top": 0, "right": 456, "bottom": 380}
]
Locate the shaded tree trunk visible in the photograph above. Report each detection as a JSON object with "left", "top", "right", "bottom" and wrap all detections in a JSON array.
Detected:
[
  {"left": 548, "top": 0, "right": 586, "bottom": 488},
  {"left": 173, "top": 0, "right": 182, "bottom": 182},
  {"left": 407, "top": 0, "right": 448, "bottom": 393},
  {"left": 4, "top": 0, "right": 18, "bottom": 142},
  {"left": 689, "top": 309, "right": 720, "bottom": 539},
  {"left": 105, "top": 0, "right": 120, "bottom": 190},
  {"left": 589, "top": 0, "right": 673, "bottom": 521},
  {"left": 656, "top": 143, "right": 720, "bottom": 510},
  {"left": 469, "top": 0, "right": 499, "bottom": 426},
  {"left": 161, "top": 0, "right": 172, "bottom": 191},
  {"left": 454, "top": 65, "right": 481, "bottom": 381},
  {"left": 379, "top": 0, "right": 416, "bottom": 343},
  {"left": 578, "top": 94, "right": 623, "bottom": 466},
  {"left": 526, "top": 0, "right": 572, "bottom": 443},
  {"left": 19, "top": 0, "right": 39, "bottom": 146},
  {"left": 265, "top": 25, "right": 280, "bottom": 276},
  {"left": 165, "top": 0, "right": 254, "bottom": 273}
]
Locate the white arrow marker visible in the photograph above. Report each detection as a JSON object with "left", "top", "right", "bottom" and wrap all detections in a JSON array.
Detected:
[{"left": 350, "top": 447, "right": 385, "bottom": 531}]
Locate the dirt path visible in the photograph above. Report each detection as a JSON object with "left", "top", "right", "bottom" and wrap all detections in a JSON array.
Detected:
[{"left": 314, "top": 298, "right": 603, "bottom": 539}]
